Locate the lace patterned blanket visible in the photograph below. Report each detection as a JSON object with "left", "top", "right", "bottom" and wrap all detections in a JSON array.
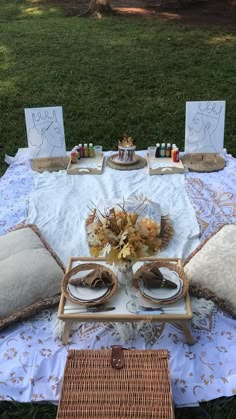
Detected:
[{"left": 0, "top": 150, "right": 236, "bottom": 407}]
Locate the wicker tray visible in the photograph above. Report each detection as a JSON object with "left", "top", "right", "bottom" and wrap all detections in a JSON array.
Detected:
[
  {"left": 61, "top": 262, "right": 118, "bottom": 306},
  {"left": 57, "top": 348, "right": 174, "bottom": 419},
  {"left": 133, "top": 259, "right": 188, "bottom": 305}
]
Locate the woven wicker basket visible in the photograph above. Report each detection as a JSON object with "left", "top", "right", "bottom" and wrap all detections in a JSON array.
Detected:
[
  {"left": 57, "top": 349, "right": 174, "bottom": 419},
  {"left": 61, "top": 263, "right": 118, "bottom": 306},
  {"left": 133, "top": 260, "right": 189, "bottom": 305}
]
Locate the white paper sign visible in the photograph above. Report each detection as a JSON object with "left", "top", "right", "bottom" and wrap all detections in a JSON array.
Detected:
[
  {"left": 25, "top": 106, "right": 66, "bottom": 158},
  {"left": 185, "top": 101, "right": 226, "bottom": 154}
]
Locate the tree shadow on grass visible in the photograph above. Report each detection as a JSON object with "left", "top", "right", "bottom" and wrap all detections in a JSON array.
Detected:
[{"left": 34, "top": 0, "right": 236, "bottom": 27}]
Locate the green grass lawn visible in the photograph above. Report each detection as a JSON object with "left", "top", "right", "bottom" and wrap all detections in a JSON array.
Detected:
[
  {"left": 1, "top": 394, "right": 236, "bottom": 418},
  {"left": 1, "top": 1, "right": 236, "bottom": 417},
  {"left": 1, "top": 1, "right": 236, "bottom": 176}
]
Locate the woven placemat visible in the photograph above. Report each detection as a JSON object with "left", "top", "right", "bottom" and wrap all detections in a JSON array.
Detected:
[
  {"left": 133, "top": 260, "right": 188, "bottom": 305},
  {"left": 107, "top": 154, "right": 147, "bottom": 170},
  {"left": 182, "top": 153, "right": 225, "bottom": 172},
  {"left": 61, "top": 263, "right": 118, "bottom": 306}
]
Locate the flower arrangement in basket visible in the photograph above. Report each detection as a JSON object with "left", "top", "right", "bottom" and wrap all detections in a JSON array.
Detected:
[{"left": 86, "top": 198, "right": 174, "bottom": 271}]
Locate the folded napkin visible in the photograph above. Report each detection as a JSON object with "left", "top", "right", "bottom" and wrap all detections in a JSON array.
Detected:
[
  {"left": 69, "top": 269, "right": 113, "bottom": 288},
  {"left": 140, "top": 265, "right": 177, "bottom": 289}
]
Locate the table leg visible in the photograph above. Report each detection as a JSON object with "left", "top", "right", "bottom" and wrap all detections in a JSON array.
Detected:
[
  {"left": 62, "top": 320, "right": 73, "bottom": 345},
  {"left": 181, "top": 321, "right": 195, "bottom": 345}
]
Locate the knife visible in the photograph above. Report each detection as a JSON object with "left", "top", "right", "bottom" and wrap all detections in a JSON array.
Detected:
[
  {"left": 136, "top": 306, "right": 186, "bottom": 315},
  {"left": 138, "top": 305, "right": 178, "bottom": 311},
  {"left": 64, "top": 306, "right": 116, "bottom": 313},
  {"left": 138, "top": 306, "right": 165, "bottom": 312},
  {"left": 138, "top": 305, "right": 185, "bottom": 312}
]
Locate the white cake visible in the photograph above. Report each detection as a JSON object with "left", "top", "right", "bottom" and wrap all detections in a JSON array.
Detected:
[{"left": 118, "top": 136, "right": 136, "bottom": 162}]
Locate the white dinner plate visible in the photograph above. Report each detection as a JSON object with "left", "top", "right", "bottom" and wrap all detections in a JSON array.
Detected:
[
  {"left": 67, "top": 269, "right": 110, "bottom": 302},
  {"left": 67, "top": 283, "right": 109, "bottom": 302},
  {"left": 139, "top": 268, "right": 182, "bottom": 301}
]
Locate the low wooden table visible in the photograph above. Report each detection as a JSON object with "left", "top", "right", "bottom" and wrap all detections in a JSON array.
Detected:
[{"left": 58, "top": 257, "right": 195, "bottom": 345}]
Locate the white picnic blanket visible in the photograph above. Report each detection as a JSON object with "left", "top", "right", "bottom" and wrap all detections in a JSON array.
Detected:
[
  {"left": 26, "top": 151, "right": 200, "bottom": 265},
  {"left": 1, "top": 150, "right": 236, "bottom": 407}
]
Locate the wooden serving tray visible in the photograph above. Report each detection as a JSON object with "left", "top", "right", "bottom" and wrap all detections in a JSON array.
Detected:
[
  {"left": 67, "top": 153, "right": 105, "bottom": 175},
  {"left": 147, "top": 154, "right": 185, "bottom": 175},
  {"left": 58, "top": 256, "right": 194, "bottom": 345}
]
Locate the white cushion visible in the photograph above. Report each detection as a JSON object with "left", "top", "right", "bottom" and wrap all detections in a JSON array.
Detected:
[
  {"left": 184, "top": 225, "right": 236, "bottom": 316},
  {"left": 0, "top": 225, "right": 64, "bottom": 329}
]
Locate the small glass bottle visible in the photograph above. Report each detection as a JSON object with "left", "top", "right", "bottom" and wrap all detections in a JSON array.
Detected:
[
  {"left": 76, "top": 145, "right": 80, "bottom": 159},
  {"left": 72, "top": 146, "right": 79, "bottom": 160},
  {"left": 160, "top": 143, "right": 166, "bottom": 157},
  {"left": 171, "top": 144, "right": 176, "bottom": 160},
  {"left": 71, "top": 152, "right": 78, "bottom": 164},
  {"left": 89, "top": 143, "right": 95, "bottom": 157},
  {"left": 80, "top": 144, "right": 84, "bottom": 158},
  {"left": 78, "top": 143, "right": 83, "bottom": 158},
  {"left": 173, "top": 147, "right": 179, "bottom": 162},
  {"left": 155, "top": 143, "right": 160, "bottom": 158},
  {"left": 165, "top": 143, "right": 171, "bottom": 158},
  {"left": 84, "top": 143, "right": 88, "bottom": 158}
]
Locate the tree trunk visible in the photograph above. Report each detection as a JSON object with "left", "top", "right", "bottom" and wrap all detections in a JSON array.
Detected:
[{"left": 86, "top": 0, "right": 114, "bottom": 17}]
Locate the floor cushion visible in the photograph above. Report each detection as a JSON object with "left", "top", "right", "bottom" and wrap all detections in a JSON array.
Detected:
[
  {"left": 184, "top": 224, "right": 236, "bottom": 316},
  {"left": 0, "top": 224, "right": 65, "bottom": 329}
]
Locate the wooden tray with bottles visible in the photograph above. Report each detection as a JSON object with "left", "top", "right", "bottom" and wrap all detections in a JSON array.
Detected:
[
  {"left": 67, "top": 153, "right": 105, "bottom": 175},
  {"left": 147, "top": 154, "right": 185, "bottom": 175}
]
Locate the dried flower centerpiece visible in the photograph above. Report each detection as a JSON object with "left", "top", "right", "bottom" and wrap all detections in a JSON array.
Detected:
[{"left": 86, "top": 198, "right": 173, "bottom": 283}]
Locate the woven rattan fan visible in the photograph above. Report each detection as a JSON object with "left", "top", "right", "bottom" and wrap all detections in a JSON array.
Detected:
[{"left": 61, "top": 263, "right": 118, "bottom": 306}]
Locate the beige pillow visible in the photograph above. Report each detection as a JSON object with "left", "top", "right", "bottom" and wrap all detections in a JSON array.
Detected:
[
  {"left": 0, "top": 224, "right": 65, "bottom": 329},
  {"left": 184, "top": 225, "right": 236, "bottom": 316}
]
